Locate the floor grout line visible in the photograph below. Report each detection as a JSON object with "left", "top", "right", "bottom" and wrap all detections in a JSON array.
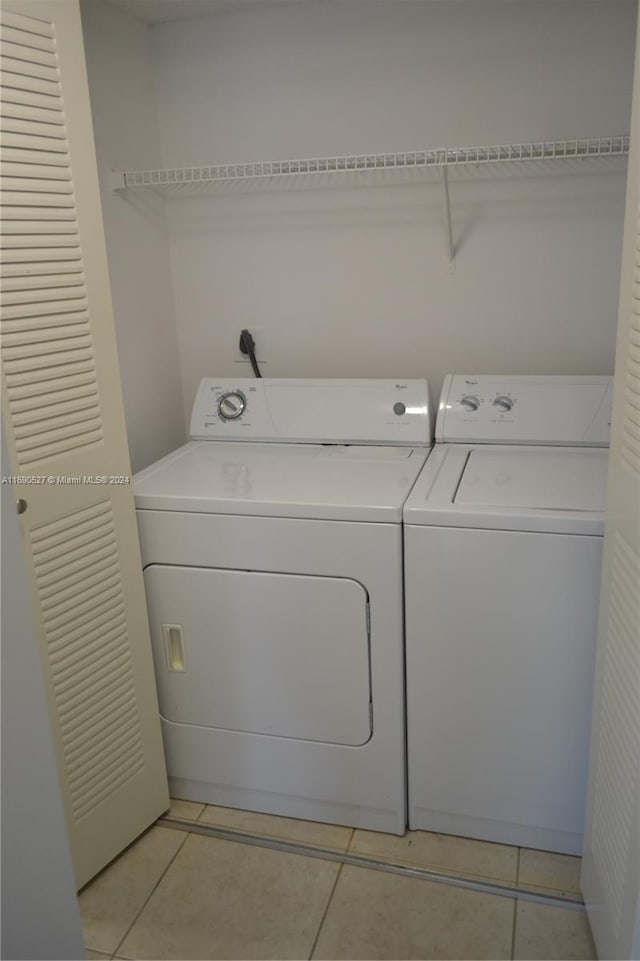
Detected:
[
  {"left": 510, "top": 847, "right": 521, "bottom": 959},
  {"left": 110, "top": 827, "right": 190, "bottom": 958},
  {"left": 510, "top": 888, "right": 519, "bottom": 959},
  {"left": 308, "top": 862, "right": 344, "bottom": 961},
  {"left": 157, "top": 815, "right": 585, "bottom": 912},
  {"left": 345, "top": 826, "right": 355, "bottom": 852}
]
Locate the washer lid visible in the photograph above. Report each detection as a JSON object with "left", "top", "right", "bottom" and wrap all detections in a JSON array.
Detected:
[
  {"left": 455, "top": 449, "right": 608, "bottom": 512},
  {"left": 403, "top": 444, "right": 608, "bottom": 534},
  {"left": 134, "top": 440, "right": 428, "bottom": 522}
]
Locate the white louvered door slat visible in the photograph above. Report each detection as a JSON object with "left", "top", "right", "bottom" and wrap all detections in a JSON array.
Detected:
[
  {"left": 1, "top": 74, "right": 62, "bottom": 98},
  {"left": 0, "top": 183, "right": 75, "bottom": 198},
  {"left": 3, "top": 278, "right": 86, "bottom": 298},
  {"left": 581, "top": 18, "right": 640, "bottom": 959},
  {"left": 2, "top": 161, "right": 70, "bottom": 179},
  {"left": 0, "top": 88, "right": 62, "bottom": 111},
  {"left": 2, "top": 131, "right": 69, "bottom": 151},
  {"left": 0, "top": 8, "right": 54, "bottom": 34},
  {"left": 1, "top": 100, "right": 66, "bottom": 122},
  {"left": 3, "top": 220, "right": 78, "bottom": 234},
  {"left": 2, "top": 263, "right": 83, "bottom": 281},
  {"left": 0, "top": 116, "right": 69, "bottom": 138},
  {"left": 2, "top": 146, "right": 68, "bottom": 165},
  {"left": 1, "top": 191, "right": 76, "bottom": 206},
  {"left": 2, "top": 237, "right": 80, "bottom": 251},
  {"left": 2, "top": 22, "right": 56, "bottom": 48},
  {"left": 3, "top": 202, "right": 78, "bottom": 218},
  {"left": 2, "top": 276, "right": 86, "bottom": 294},
  {"left": 0, "top": 1, "right": 168, "bottom": 889}
]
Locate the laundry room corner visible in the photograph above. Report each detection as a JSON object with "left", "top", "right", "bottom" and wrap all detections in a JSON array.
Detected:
[{"left": 80, "top": 0, "right": 185, "bottom": 473}]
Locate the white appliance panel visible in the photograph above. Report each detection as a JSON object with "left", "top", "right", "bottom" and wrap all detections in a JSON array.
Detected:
[
  {"left": 437, "top": 375, "right": 613, "bottom": 446},
  {"left": 136, "top": 510, "right": 407, "bottom": 834},
  {"left": 405, "top": 524, "right": 603, "bottom": 853},
  {"left": 144, "top": 566, "right": 371, "bottom": 746},
  {"left": 190, "top": 378, "right": 431, "bottom": 446},
  {"left": 455, "top": 448, "right": 609, "bottom": 511},
  {"left": 134, "top": 441, "right": 427, "bottom": 522}
]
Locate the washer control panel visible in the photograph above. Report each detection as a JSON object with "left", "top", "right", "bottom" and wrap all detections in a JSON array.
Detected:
[
  {"left": 437, "top": 375, "right": 613, "bottom": 446},
  {"left": 190, "top": 378, "right": 432, "bottom": 445}
]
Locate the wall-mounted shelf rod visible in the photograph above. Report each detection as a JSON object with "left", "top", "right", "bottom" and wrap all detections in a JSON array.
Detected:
[{"left": 109, "top": 136, "right": 629, "bottom": 194}]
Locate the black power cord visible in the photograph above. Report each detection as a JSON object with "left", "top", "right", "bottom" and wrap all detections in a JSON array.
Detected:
[{"left": 239, "top": 329, "right": 262, "bottom": 378}]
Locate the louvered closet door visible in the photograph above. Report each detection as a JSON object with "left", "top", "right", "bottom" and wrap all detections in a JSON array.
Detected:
[
  {"left": 0, "top": 1, "right": 168, "bottom": 888},
  {"left": 580, "top": 16, "right": 640, "bottom": 960}
]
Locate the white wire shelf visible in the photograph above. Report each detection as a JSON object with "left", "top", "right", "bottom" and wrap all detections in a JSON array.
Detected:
[
  {"left": 111, "top": 136, "right": 629, "bottom": 194},
  {"left": 110, "top": 135, "right": 629, "bottom": 262}
]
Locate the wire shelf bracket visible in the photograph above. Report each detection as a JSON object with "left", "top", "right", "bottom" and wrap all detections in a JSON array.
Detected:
[{"left": 440, "top": 168, "right": 455, "bottom": 262}]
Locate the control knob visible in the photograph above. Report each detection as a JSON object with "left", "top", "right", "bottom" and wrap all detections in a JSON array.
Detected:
[
  {"left": 218, "top": 390, "right": 246, "bottom": 421},
  {"left": 460, "top": 395, "right": 480, "bottom": 412},
  {"left": 492, "top": 395, "right": 514, "bottom": 413}
]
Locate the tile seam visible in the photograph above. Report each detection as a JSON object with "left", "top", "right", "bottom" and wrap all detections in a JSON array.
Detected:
[
  {"left": 511, "top": 847, "right": 521, "bottom": 959},
  {"left": 110, "top": 828, "right": 189, "bottom": 958},
  {"left": 308, "top": 862, "right": 344, "bottom": 961},
  {"left": 510, "top": 893, "right": 519, "bottom": 959},
  {"left": 517, "top": 848, "right": 582, "bottom": 901}
]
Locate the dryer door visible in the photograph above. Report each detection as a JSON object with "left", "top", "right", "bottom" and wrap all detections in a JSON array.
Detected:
[{"left": 144, "top": 565, "right": 372, "bottom": 746}]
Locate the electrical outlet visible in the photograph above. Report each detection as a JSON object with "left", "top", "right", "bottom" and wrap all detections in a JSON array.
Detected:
[{"left": 233, "top": 327, "right": 268, "bottom": 365}]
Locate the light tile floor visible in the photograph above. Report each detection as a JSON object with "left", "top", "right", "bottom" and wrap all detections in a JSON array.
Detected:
[
  {"left": 349, "top": 825, "right": 518, "bottom": 884},
  {"left": 199, "top": 802, "right": 354, "bottom": 851},
  {"left": 80, "top": 803, "right": 596, "bottom": 961},
  {"left": 518, "top": 848, "right": 582, "bottom": 900}
]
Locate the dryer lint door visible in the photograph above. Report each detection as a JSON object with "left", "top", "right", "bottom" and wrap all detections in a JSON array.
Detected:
[{"left": 144, "top": 566, "right": 372, "bottom": 746}]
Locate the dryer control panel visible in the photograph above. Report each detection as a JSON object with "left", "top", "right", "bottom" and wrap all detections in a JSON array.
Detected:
[
  {"left": 190, "top": 378, "right": 432, "bottom": 446},
  {"left": 437, "top": 375, "right": 613, "bottom": 446}
]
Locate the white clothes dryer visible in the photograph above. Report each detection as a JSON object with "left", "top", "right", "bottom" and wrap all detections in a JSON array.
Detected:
[
  {"left": 403, "top": 375, "right": 612, "bottom": 854},
  {"left": 134, "top": 378, "right": 432, "bottom": 835}
]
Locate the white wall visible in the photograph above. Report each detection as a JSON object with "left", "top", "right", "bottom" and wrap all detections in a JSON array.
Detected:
[
  {"left": 150, "top": 0, "right": 636, "bottom": 418},
  {"left": 81, "top": 0, "right": 185, "bottom": 471}
]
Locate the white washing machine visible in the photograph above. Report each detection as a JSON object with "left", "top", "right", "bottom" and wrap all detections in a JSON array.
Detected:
[
  {"left": 134, "top": 377, "right": 432, "bottom": 835},
  {"left": 404, "top": 374, "right": 612, "bottom": 855}
]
